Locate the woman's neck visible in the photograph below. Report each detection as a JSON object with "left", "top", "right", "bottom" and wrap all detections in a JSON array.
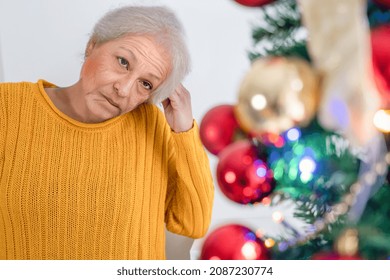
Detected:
[{"left": 45, "top": 83, "right": 90, "bottom": 123}]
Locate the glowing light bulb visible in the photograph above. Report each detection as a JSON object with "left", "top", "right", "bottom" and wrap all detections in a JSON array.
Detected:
[
  {"left": 256, "top": 166, "right": 267, "bottom": 177},
  {"left": 299, "top": 156, "right": 316, "bottom": 174},
  {"left": 272, "top": 211, "right": 284, "bottom": 223},
  {"left": 251, "top": 94, "right": 267, "bottom": 111},
  {"left": 265, "top": 238, "right": 275, "bottom": 248},
  {"left": 286, "top": 128, "right": 301, "bottom": 141},
  {"left": 261, "top": 197, "right": 271, "bottom": 206},
  {"left": 241, "top": 241, "right": 259, "bottom": 260},
  {"left": 373, "top": 109, "right": 390, "bottom": 132}
]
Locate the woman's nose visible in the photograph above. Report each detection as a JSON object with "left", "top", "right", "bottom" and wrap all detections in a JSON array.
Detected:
[{"left": 113, "top": 78, "right": 134, "bottom": 97}]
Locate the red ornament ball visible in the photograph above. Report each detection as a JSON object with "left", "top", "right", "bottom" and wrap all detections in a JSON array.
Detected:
[
  {"left": 216, "top": 140, "right": 275, "bottom": 204},
  {"left": 371, "top": 24, "right": 390, "bottom": 101},
  {"left": 200, "top": 224, "right": 270, "bottom": 260},
  {"left": 372, "top": 0, "right": 390, "bottom": 9},
  {"left": 233, "top": 0, "right": 275, "bottom": 7},
  {"left": 200, "top": 105, "right": 242, "bottom": 156}
]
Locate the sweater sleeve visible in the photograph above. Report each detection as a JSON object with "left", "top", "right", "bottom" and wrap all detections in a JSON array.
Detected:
[{"left": 164, "top": 120, "right": 214, "bottom": 238}]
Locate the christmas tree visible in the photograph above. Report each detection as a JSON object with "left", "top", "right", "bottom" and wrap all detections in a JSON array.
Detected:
[{"left": 199, "top": 0, "right": 390, "bottom": 260}]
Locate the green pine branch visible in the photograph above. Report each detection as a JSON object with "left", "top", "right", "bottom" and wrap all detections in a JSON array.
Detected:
[{"left": 249, "top": 0, "right": 309, "bottom": 61}]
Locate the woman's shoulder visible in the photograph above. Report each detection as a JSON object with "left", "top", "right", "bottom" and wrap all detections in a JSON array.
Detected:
[{"left": 0, "top": 80, "right": 38, "bottom": 95}]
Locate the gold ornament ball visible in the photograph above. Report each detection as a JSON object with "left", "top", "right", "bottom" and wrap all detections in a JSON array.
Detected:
[{"left": 235, "top": 56, "right": 320, "bottom": 136}]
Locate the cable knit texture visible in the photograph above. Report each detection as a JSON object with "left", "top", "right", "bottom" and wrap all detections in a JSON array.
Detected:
[{"left": 0, "top": 80, "right": 214, "bottom": 260}]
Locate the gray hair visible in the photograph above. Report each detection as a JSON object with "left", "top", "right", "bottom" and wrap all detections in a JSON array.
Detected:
[{"left": 89, "top": 5, "right": 191, "bottom": 104}]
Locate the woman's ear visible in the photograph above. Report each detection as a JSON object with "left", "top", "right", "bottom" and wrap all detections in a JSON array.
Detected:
[{"left": 84, "top": 38, "right": 97, "bottom": 58}]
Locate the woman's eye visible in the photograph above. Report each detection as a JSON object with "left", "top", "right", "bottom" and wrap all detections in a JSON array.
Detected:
[
  {"left": 141, "top": 81, "right": 153, "bottom": 90},
  {"left": 117, "top": 57, "right": 129, "bottom": 70}
]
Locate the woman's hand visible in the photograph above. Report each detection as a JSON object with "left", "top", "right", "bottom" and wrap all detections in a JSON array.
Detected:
[{"left": 162, "top": 84, "right": 194, "bottom": 133}]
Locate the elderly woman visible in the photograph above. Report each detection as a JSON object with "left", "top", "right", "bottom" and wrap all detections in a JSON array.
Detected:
[{"left": 0, "top": 6, "right": 214, "bottom": 259}]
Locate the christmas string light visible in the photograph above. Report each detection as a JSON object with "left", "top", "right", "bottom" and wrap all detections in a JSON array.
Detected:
[{"left": 373, "top": 110, "right": 390, "bottom": 133}]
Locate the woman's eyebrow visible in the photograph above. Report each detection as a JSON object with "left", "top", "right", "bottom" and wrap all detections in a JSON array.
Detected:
[
  {"left": 119, "top": 47, "right": 163, "bottom": 82},
  {"left": 119, "top": 47, "right": 137, "bottom": 62}
]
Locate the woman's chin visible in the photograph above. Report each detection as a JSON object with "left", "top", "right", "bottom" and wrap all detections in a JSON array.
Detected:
[{"left": 87, "top": 101, "right": 121, "bottom": 123}]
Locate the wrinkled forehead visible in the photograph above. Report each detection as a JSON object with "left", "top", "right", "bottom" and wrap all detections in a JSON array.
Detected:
[{"left": 97, "top": 33, "right": 171, "bottom": 55}]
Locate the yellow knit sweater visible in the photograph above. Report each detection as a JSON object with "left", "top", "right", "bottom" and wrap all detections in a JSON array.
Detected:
[{"left": 0, "top": 80, "right": 214, "bottom": 259}]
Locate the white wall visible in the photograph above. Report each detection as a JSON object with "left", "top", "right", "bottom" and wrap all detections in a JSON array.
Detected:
[
  {"left": 0, "top": 34, "right": 4, "bottom": 82},
  {"left": 0, "top": 0, "right": 297, "bottom": 259}
]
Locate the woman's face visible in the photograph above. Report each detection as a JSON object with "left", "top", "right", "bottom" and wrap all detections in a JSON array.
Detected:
[{"left": 79, "top": 34, "right": 171, "bottom": 122}]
